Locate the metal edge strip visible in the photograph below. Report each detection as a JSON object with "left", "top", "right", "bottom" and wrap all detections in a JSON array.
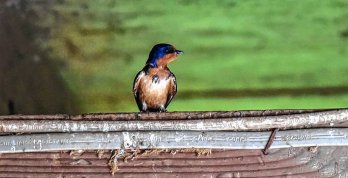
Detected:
[{"left": 1, "top": 128, "right": 348, "bottom": 153}]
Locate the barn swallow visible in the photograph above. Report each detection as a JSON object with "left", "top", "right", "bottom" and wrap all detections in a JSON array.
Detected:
[{"left": 133, "top": 43, "right": 183, "bottom": 112}]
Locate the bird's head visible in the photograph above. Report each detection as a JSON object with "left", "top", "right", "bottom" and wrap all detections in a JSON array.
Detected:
[{"left": 146, "top": 43, "right": 183, "bottom": 68}]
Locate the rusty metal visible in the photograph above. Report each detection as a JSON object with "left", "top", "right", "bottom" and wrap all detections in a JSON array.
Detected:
[{"left": 262, "top": 128, "right": 279, "bottom": 155}]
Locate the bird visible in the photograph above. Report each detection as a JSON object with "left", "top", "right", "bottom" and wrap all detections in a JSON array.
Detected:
[{"left": 133, "top": 43, "right": 183, "bottom": 112}]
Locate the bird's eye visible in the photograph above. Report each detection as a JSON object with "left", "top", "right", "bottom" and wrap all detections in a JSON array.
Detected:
[{"left": 165, "top": 48, "right": 174, "bottom": 54}]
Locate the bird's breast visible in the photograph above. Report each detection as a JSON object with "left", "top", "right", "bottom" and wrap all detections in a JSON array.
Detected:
[
  {"left": 139, "top": 74, "right": 171, "bottom": 108},
  {"left": 142, "top": 76, "right": 170, "bottom": 94}
]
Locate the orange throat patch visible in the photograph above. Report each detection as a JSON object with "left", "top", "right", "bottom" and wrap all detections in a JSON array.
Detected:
[{"left": 156, "top": 53, "right": 177, "bottom": 67}]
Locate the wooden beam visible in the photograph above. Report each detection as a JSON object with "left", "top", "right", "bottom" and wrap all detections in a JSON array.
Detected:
[{"left": 0, "top": 109, "right": 347, "bottom": 133}]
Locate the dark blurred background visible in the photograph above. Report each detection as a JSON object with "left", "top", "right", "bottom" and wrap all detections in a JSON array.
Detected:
[{"left": 0, "top": 0, "right": 348, "bottom": 114}]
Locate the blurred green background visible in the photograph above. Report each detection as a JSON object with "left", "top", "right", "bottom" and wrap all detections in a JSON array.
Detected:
[{"left": 1, "top": 0, "right": 348, "bottom": 114}]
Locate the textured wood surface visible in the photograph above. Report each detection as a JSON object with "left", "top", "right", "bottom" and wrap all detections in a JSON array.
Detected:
[
  {"left": 0, "top": 147, "right": 347, "bottom": 178},
  {"left": 1, "top": 109, "right": 348, "bottom": 177}
]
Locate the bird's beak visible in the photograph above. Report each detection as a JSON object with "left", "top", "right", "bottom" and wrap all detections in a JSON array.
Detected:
[{"left": 175, "top": 50, "right": 184, "bottom": 55}]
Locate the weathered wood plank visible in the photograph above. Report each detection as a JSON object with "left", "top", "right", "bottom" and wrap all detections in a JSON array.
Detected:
[{"left": 1, "top": 109, "right": 347, "bottom": 133}]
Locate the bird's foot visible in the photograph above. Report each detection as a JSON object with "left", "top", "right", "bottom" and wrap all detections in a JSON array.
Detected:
[{"left": 159, "top": 106, "right": 167, "bottom": 112}]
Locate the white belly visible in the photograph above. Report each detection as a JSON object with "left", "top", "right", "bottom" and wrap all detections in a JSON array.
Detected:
[
  {"left": 147, "top": 79, "right": 170, "bottom": 94},
  {"left": 141, "top": 77, "right": 170, "bottom": 108}
]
